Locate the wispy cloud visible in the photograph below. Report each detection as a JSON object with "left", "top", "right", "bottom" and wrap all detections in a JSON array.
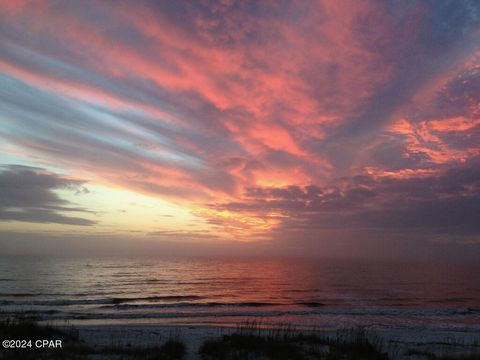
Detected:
[{"left": 0, "top": 0, "right": 479, "bottom": 254}]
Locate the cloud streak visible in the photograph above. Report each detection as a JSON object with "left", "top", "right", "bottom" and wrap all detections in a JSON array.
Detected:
[
  {"left": 0, "top": 165, "right": 95, "bottom": 226},
  {"left": 0, "top": 0, "right": 479, "bottom": 255}
]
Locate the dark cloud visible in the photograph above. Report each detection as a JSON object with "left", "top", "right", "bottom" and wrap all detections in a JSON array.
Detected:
[
  {"left": 369, "top": 136, "right": 432, "bottom": 171},
  {"left": 433, "top": 66, "right": 480, "bottom": 120},
  {"left": 0, "top": 165, "right": 95, "bottom": 225},
  {"left": 212, "top": 158, "right": 480, "bottom": 237}
]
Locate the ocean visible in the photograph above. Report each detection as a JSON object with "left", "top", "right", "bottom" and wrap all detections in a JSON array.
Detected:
[{"left": 1, "top": 256, "right": 479, "bottom": 337}]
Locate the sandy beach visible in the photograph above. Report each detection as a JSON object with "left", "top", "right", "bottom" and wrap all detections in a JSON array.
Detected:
[
  {"left": 75, "top": 323, "right": 480, "bottom": 359},
  {"left": 3, "top": 314, "right": 479, "bottom": 360}
]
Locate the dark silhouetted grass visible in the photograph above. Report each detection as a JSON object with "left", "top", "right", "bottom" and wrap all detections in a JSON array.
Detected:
[
  {"left": 99, "top": 340, "right": 185, "bottom": 360},
  {"left": 0, "top": 314, "right": 186, "bottom": 359},
  {"left": 436, "top": 356, "right": 480, "bottom": 360},
  {"left": 404, "top": 338, "right": 480, "bottom": 360},
  {"left": 199, "top": 323, "right": 388, "bottom": 360},
  {"left": 403, "top": 349, "right": 480, "bottom": 360},
  {"left": 405, "top": 348, "right": 436, "bottom": 359}
]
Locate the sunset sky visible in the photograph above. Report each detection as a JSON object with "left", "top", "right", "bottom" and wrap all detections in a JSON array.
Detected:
[{"left": 1, "top": 0, "right": 479, "bottom": 259}]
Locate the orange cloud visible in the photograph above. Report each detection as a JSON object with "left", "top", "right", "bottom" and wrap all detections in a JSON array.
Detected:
[{"left": 1, "top": 0, "right": 479, "bottom": 243}]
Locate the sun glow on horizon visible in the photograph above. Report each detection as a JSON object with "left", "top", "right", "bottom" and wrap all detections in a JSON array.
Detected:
[{"left": 0, "top": 0, "right": 479, "bottom": 258}]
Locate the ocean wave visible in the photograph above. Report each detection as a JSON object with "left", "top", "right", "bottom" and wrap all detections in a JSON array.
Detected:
[
  {"left": 4, "top": 294, "right": 480, "bottom": 318},
  {"left": 3, "top": 295, "right": 207, "bottom": 306},
  {"left": 105, "top": 301, "right": 280, "bottom": 309},
  {"left": 112, "top": 295, "right": 204, "bottom": 304},
  {"left": 0, "top": 292, "right": 64, "bottom": 297},
  {"left": 296, "top": 302, "right": 326, "bottom": 307},
  {"left": 100, "top": 302, "right": 480, "bottom": 317},
  {"left": 10, "top": 299, "right": 116, "bottom": 306},
  {"left": 47, "top": 306, "right": 480, "bottom": 321},
  {"left": 429, "top": 297, "right": 473, "bottom": 304}
]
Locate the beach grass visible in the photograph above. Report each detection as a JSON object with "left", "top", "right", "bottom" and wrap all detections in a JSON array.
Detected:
[
  {"left": 404, "top": 349, "right": 480, "bottom": 360},
  {"left": 199, "top": 321, "right": 388, "bottom": 359},
  {"left": 0, "top": 314, "right": 186, "bottom": 359},
  {"left": 1, "top": 314, "right": 480, "bottom": 359}
]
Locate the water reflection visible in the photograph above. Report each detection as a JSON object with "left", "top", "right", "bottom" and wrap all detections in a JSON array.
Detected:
[{"left": 0, "top": 257, "right": 479, "bottom": 330}]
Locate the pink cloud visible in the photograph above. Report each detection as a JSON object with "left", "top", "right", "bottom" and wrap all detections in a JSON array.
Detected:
[{"left": 0, "top": 0, "right": 479, "bottom": 243}]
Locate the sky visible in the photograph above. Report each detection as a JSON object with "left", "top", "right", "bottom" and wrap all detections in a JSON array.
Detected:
[{"left": 0, "top": 0, "right": 479, "bottom": 260}]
